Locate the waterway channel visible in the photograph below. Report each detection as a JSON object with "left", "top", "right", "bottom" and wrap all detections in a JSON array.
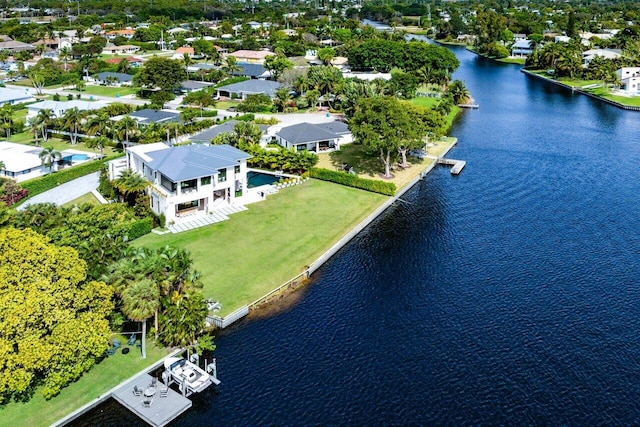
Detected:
[{"left": 71, "top": 45, "right": 640, "bottom": 426}]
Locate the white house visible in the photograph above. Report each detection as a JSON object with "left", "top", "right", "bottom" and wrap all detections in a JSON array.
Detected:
[
  {"left": 27, "top": 100, "right": 107, "bottom": 119},
  {"left": 114, "top": 143, "right": 251, "bottom": 224},
  {"left": 275, "top": 121, "right": 351, "bottom": 152},
  {"left": 0, "top": 87, "right": 36, "bottom": 106},
  {"left": 616, "top": 67, "right": 640, "bottom": 96},
  {"left": 511, "top": 39, "right": 533, "bottom": 57},
  {"left": 582, "top": 48, "right": 621, "bottom": 66}
]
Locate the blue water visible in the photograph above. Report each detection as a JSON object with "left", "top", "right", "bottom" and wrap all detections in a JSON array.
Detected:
[
  {"left": 70, "top": 47, "right": 640, "bottom": 425},
  {"left": 247, "top": 170, "right": 280, "bottom": 188},
  {"left": 64, "top": 154, "right": 89, "bottom": 161}
]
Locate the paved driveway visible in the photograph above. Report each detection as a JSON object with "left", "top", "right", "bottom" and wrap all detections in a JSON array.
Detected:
[{"left": 18, "top": 172, "right": 100, "bottom": 210}]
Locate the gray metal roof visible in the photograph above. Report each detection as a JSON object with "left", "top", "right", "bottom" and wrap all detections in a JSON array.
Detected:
[
  {"left": 96, "top": 72, "right": 134, "bottom": 83},
  {"left": 145, "top": 144, "right": 251, "bottom": 182},
  {"left": 313, "top": 120, "right": 350, "bottom": 135},
  {"left": 128, "top": 109, "right": 180, "bottom": 125},
  {"left": 276, "top": 122, "right": 342, "bottom": 144},
  {"left": 191, "top": 120, "right": 240, "bottom": 143},
  {"left": 0, "top": 87, "right": 33, "bottom": 104},
  {"left": 181, "top": 80, "right": 213, "bottom": 90},
  {"left": 216, "top": 79, "right": 282, "bottom": 99},
  {"left": 232, "top": 63, "right": 270, "bottom": 79}
]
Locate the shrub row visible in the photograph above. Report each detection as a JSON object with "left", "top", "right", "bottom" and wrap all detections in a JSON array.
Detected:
[
  {"left": 126, "top": 217, "right": 153, "bottom": 240},
  {"left": 308, "top": 168, "right": 396, "bottom": 196},
  {"left": 21, "top": 154, "right": 123, "bottom": 200}
]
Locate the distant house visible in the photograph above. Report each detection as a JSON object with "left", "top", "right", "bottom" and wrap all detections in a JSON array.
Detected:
[
  {"left": 122, "top": 109, "right": 181, "bottom": 126},
  {"left": 228, "top": 50, "right": 273, "bottom": 64},
  {"left": 105, "top": 29, "right": 135, "bottom": 40},
  {"left": 216, "top": 79, "right": 282, "bottom": 100},
  {"left": 0, "top": 87, "right": 36, "bottom": 106},
  {"left": 173, "top": 46, "right": 196, "bottom": 59},
  {"left": 0, "top": 39, "right": 34, "bottom": 52},
  {"left": 27, "top": 100, "right": 106, "bottom": 119},
  {"left": 0, "top": 142, "right": 48, "bottom": 181},
  {"left": 102, "top": 44, "right": 141, "bottom": 55},
  {"left": 231, "top": 63, "right": 270, "bottom": 79},
  {"left": 104, "top": 56, "right": 143, "bottom": 67},
  {"left": 275, "top": 121, "right": 351, "bottom": 152},
  {"left": 616, "top": 67, "right": 640, "bottom": 96},
  {"left": 93, "top": 72, "right": 134, "bottom": 86},
  {"left": 190, "top": 120, "right": 270, "bottom": 145},
  {"left": 582, "top": 48, "right": 621, "bottom": 66},
  {"left": 115, "top": 142, "right": 251, "bottom": 224},
  {"left": 511, "top": 39, "right": 533, "bottom": 57},
  {"left": 180, "top": 80, "right": 214, "bottom": 93}
]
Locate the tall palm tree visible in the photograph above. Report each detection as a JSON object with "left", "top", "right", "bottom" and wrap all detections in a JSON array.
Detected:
[
  {"left": 121, "top": 279, "right": 159, "bottom": 359},
  {"left": 27, "top": 116, "right": 41, "bottom": 146},
  {"left": 36, "top": 108, "right": 54, "bottom": 142},
  {"left": 273, "top": 87, "right": 291, "bottom": 113},
  {"left": 115, "top": 116, "right": 139, "bottom": 147},
  {"left": 0, "top": 104, "right": 13, "bottom": 139},
  {"left": 39, "top": 146, "right": 62, "bottom": 172},
  {"left": 62, "top": 107, "right": 83, "bottom": 145},
  {"left": 221, "top": 55, "right": 242, "bottom": 77},
  {"left": 183, "top": 53, "right": 192, "bottom": 79},
  {"left": 447, "top": 80, "right": 471, "bottom": 105},
  {"left": 59, "top": 46, "right": 71, "bottom": 71}
]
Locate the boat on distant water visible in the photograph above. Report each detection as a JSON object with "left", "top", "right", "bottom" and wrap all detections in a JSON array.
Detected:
[{"left": 163, "top": 357, "right": 220, "bottom": 396}]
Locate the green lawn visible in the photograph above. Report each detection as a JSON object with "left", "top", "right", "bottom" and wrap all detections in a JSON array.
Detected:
[
  {"left": 134, "top": 180, "right": 387, "bottom": 316},
  {"left": 74, "top": 86, "right": 139, "bottom": 98},
  {"left": 0, "top": 338, "right": 170, "bottom": 427},
  {"left": 411, "top": 97, "right": 440, "bottom": 109},
  {"left": 498, "top": 57, "right": 526, "bottom": 65},
  {"left": 584, "top": 86, "right": 640, "bottom": 107},
  {"left": 62, "top": 192, "right": 101, "bottom": 207},
  {"left": 10, "top": 136, "right": 121, "bottom": 157}
]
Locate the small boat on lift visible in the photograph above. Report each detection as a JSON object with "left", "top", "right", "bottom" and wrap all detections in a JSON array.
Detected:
[{"left": 163, "top": 357, "right": 220, "bottom": 396}]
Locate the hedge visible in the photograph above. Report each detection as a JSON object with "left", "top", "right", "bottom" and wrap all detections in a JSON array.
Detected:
[
  {"left": 127, "top": 217, "right": 153, "bottom": 240},
  {"left": 20, "top": 154, "right": 124, "bottom": 200},
  {"left": 309, "top": 168, "right": 396, "bottom": 196}
]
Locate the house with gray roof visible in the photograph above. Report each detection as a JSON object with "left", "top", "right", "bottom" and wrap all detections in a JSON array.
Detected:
[
  {"left": 27, "top": 99, "right": 107, "bottom": 119},
  {"left": 232, "top": 63, "right": 271, "bottom": 79},
  {"left": 216, "top": 79, "right": 282, "bottom": 100},
  {"left": 124, "top": 109, "right": 181, "bottom": 126},
  {"left": 190, "top": 120, "right": 271, "bottom": 145},
  {"left": 275, "top": 121, "right": 352, "bottom": 152},
  {"left": 93, "top": 72, "right": 134, "bottom": 86},
  {"left": 0, "top": 87, "right": 36, "bottom": 106},
  {"left": 180, "top": 80, "right": 214, "bottom": 93},
  {"left": 122, "top": 142, "right": 251, "bottom": 224}
]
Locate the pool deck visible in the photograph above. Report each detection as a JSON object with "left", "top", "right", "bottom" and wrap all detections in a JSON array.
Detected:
[{"left": 111, "top": 373, "right": 192, "bottom": 427}]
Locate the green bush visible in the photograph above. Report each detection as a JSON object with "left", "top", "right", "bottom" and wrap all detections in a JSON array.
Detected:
[
  {"left": 20, "top": 155, "right": 123, "bottom": 200},
  {"left": 127, "top": 217, "right": 153, "bottom": 240},
  {"left": 308, "top": 168, "right": 396, "bottom": 196}
]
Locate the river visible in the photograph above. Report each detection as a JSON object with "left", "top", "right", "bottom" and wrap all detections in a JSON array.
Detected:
[{"left": 72, "top": 45, "right": 640, "bottom": 426}]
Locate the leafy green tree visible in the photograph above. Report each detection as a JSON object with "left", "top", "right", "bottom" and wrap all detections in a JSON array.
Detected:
[
  {"left": 264, "top": 54, "right": 293, "bottom": 80},
  {"left": 38, "top": 146, "right": 61, "bottom": 172},
  {"left": 350, "top": 97, "right": 430, "bottom": 176},
  {"left": 135, "top": 56, "right": 186, "bottom": 92},
  {"left": 0, "top": 227, "right": 113, "bottom": 401},
  {"left": 0, "top": 104, "right": 13, "bottom": 139},
  {"left": 317, "top": 47, "right": 336, "bottom": 65}
]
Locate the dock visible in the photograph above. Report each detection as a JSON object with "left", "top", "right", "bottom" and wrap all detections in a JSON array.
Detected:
[
  {"left": 458, "top": 103, "right": 479, "bottom": 109},
  {"left": 438, "top": 158, "right": 466, "bottom": 174},
  {"left": 111, "top": 373, "right": 192, "bottom": 427}
]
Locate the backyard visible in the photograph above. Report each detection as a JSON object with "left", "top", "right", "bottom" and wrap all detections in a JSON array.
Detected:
[
  {"left": 134, "top": 179, "right": 388, "bottom": 316},
  {"left": 0, "top": 338, "right": 169, "bottom": 427}
]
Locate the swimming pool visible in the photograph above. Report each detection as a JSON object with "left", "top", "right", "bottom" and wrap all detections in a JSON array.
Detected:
[
  {"left": 64, "top": 154, "right": 89, "bottom": 161},
  {"left": 247, "top": 171, "right": 280, "bottom": 188}
]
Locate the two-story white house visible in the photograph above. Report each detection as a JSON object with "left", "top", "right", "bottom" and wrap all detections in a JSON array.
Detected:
[
  {"left": 616, "top": 67, "right": 640, "bottom": 96},
  {"left": 114, "top": 142, "right": 251, "bottom": 224}
]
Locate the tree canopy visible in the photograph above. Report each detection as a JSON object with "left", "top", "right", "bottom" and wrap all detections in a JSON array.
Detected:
[
  {"left": 0, "top": 228, "right": 113, "bottom": 401},
  {"left": 135, "top": 56, "right": 186, "bottom": 92}
]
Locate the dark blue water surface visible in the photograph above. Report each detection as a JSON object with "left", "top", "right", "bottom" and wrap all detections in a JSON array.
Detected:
[{"left": 74, "top": 47, "right": 640, "bottom": 426}]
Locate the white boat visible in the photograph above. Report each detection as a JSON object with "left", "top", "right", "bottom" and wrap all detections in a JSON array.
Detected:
[{"left": 163, "top": 357, "right": 220, "bottom": 396}]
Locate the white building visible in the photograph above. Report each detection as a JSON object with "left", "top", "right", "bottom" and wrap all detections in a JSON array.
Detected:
[
  {"left": 616, "top": 67, "right": 640, "bottom": 96},
  {"left": 0, "top": 87, "right": 36, "bottom": 106},
  {"left": 113, "top": 143, "right": 251, "bottom": 224},
  {"left": 27, "top": 100, "right": 107, "bottom": 119}
]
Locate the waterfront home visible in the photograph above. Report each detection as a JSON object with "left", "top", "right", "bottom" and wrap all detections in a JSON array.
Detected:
[
  {"left": 216, "top": 80, "right": 282, "bottom": 100},
  {"left": 0, "top": 87, "right": 36, "bottom": 106},
  {"left": 582, "top": 48, "right": 621, "bottom": 66},
  {"left": 26, "top": 100, "right": 107, "bottom": 119},
  {"left": 112, "top": 142, "right": 250, "bottom": 224},
  {"left": 616, "top": 67, "right": 640, "bottom": 96},
  {"left": 274, "top": 121, "right": 351, "bottom": 152},
  {"left": 511, "top": 39, "right": 533, "bottom": 57}
]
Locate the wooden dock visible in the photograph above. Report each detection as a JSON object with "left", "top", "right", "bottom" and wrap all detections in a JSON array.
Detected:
[
  {"left": 111, "top": 373, "right": 192, "bottom": 427},
  {"left": 438, "top": 158, "right": 466, "bottom": 175}
]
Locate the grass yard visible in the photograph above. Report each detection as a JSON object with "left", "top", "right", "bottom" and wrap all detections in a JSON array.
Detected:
[
  {"left": 411, "top": 97, "right": 440, "bottom": 109},
  {"left": 134, "top": 180, "right": 387, "bottom": 316},
  {"left": 74, "top": 86, "right": 139, "bottom": 98},
  {"left": 0, "top": 338, "right": 170, "bottom": 427},
  {"left": 10, "top": 136, "right": 121, "bottom": 157},
  {"left": 216, "top": 100, "right": 241, "bottom": 110},
  {"left": 498, "top": 57, "right": 526, "bottom": 65},
  {"left": 62, "top": 192, "right": 101, "bottom": 207},
  {"left": 584, "top": 86, "right": 640, "bottom": 107}
]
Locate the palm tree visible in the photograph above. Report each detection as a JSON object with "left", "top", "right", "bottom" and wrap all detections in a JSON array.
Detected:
[
  {"left": 221, "top": 55, "right": 242, "bottom": 77},
  {"left": 39, "top": 146, "right": 62, "bottom": 172},
  {"left": 115, "top": 116, "right": 139, "bottom": 147},
  {"left": 113, "top": 168, "right": 149, "bottom": 205},
  {"left": 183, "top": 53, "right": 192, "bottom": 79},
  {"left": 27, "top": 116, "right": 41, "bottom": 146},
  {"left": 447, "top": 80, "right": 471, "bottom": 105},
  {"left": 0, "top": 104, "right": 13, "bottom": 139},
  {"left": 36, "top": 108, "right": 54, "bottom": 142},
  {"left": 62, "top": 107, "right": 83, "bottom": 145},
  {"left": 273, "top": 87, "right": 291, "bottom": 113},
  {"left": 121, "top": 279, "right": 159, "bottom": 359},
  {"left": 0, "top": 160, "right": 5, "bottom": 174},
  {"left": 59, "top": 46, "right": 71, "bottom": 71},
  {"left": 85, "top": 112, "right": 111, "bottom": 139}
]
